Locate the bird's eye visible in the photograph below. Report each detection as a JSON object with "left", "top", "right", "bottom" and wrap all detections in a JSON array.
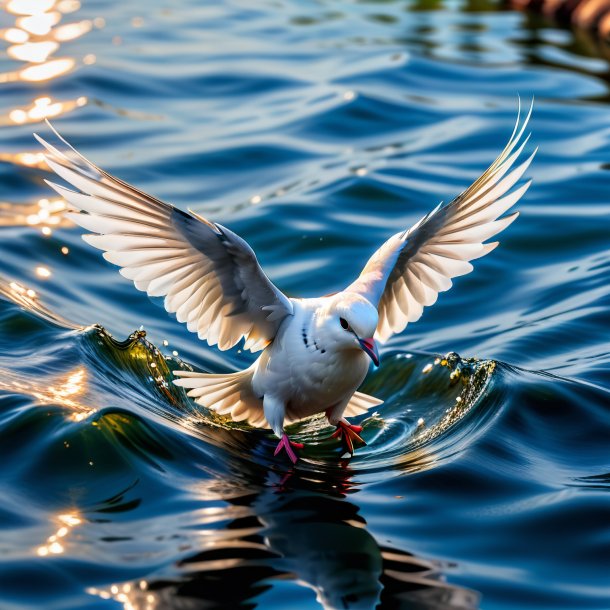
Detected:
[{"left": 339, "top": 317, "right": 350, "bottom": 330}]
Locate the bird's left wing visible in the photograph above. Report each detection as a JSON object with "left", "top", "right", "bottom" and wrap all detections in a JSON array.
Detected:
[
  {"left": 346, "top": 104, "right": 535, "bottom": 342},
  {"left": 36, "top": 128, "right": 293, "bottom": 352}
]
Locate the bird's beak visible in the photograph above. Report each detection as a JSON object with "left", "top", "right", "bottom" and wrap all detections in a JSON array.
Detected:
[{"left": 359, "top": 337, "right": 379, "bottom": 367}]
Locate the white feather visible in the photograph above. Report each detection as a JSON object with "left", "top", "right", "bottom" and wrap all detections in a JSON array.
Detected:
[{"left": 346, "top": 103, "right": 535, "bottom": 342}]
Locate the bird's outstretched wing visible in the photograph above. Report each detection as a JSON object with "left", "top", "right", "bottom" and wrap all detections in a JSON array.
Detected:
[
  {"left": 347, "top": 103, "right": 536, "bottom": 342},
  {"left": 36, "top": 127, "right": 293, "bottom": 352}
]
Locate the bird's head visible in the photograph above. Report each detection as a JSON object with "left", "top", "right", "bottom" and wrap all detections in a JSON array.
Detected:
[{"left": 318, "top": 293, "right": 380, "bottom": 366}]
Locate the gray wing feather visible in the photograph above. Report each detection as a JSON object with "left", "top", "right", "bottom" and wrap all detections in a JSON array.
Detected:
[
  {"left": 36, "top": 126, "right": 293, "bottom": 351},
  {"left": 347, "top": 102, "right": 536, "bottom": 342}
]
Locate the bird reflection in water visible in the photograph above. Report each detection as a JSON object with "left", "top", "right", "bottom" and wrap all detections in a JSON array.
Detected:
[{"left": 86, "top": 467, "right": 478, "bottom": 610}]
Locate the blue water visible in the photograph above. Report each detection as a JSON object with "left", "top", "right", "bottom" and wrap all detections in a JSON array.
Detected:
[{"left": 1, "top": 1, "right": 609, "bottom": 609}]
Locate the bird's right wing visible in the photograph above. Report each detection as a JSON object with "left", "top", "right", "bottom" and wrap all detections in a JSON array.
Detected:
[
  {"left": 36, "top": 127, "right": 293, "bottom": 352},
  {"left": 347, "top": 103, "right": 535, "bottom": 342}
]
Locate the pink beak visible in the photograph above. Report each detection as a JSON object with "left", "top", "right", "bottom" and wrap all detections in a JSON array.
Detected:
[{"left": 358, "top": 337, "right": 379, "bottom": 367}]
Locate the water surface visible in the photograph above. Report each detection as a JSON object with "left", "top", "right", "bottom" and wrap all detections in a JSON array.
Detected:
[{"left": 1, "top": 1, "right": 609, "bottom": 609}]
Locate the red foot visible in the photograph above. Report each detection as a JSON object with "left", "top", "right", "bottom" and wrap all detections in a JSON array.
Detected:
[
  {"left": 273, "top": 435, "right": 304, "bottom": 464},
  {"left": 331, "top": 421, "right": 366, "bottom": 455}
]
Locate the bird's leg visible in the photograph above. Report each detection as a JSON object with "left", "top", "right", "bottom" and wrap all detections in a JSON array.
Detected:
[
  {"left": 264, "top": 395, "right": 303, "bottom": 464},
  {"left": 273, "top": 435, "right": 304, "bottom": 464},
  {"left": 331, "top": 418, "right": 366, "bottom": 455}
]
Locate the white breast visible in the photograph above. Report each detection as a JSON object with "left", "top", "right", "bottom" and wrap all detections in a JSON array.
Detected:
[{"left": 252, "top": 299, "right": 369, "bottom": 421}]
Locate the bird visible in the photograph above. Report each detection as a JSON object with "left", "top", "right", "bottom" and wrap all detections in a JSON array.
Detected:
[{"left": 35, "top": 103, "right": 535, "bottom": 464}]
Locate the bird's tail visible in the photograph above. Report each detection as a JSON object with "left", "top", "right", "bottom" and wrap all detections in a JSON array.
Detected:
[
  {"left": 344, "top": 391, "right": 383, "bottom": 417},
  {"left": 174, "top": 367, "right": 266, "bottom": 428}
]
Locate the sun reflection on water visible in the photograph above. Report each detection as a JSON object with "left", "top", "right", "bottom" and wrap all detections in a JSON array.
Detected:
[
  {"left": 87, "top": 581, "right": 159, "bottom": 610},
  {"left": 36, "top": 511, "right": 82, "bottom": 557},
  {"left": 0, "top": 0, "right": 97, "bottom": 240},
  {"left": 7, "top": 0, "right": 60, "bottom": 15},
  {"left": 7, "top": 40, "right": 59, "bottom": 62},
  {"left": 3, "top": 94, "right": 87, "bottom": 125},
  {"left": 0, "top": 363, "right": 92, "bottom": 417},
  {"left": 0, "top": 277, "right": 82, "bottom": 328},
  {"left": 0, "top": 0, "right": 98, "bottom": 112},
  {"left": 0, "top": 195, "right": 73, "bottom": 237},
  {"left": 53, "top": 18, "right": 91, "bottom": 42}
]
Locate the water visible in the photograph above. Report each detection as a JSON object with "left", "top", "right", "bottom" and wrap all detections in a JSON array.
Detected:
[{"left": 0, "top": 1, "right": 609, "bottom": 608}]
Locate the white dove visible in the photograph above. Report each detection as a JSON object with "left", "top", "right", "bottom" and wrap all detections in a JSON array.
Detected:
[{"left": 36, "top": 105, "right": 534, "bottom": 463}]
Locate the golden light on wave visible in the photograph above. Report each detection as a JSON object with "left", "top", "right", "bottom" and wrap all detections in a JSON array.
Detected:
[
  {"left": 1, "top": 27, "right": 29, "bottom": 43},
  {"left": 50, "top": 368, "right": 87, "bottom": 403},
  {"left": 6, "top": 0, "right": 57, "bottom": 16},
  {"left": 0, "top": 279, "right": 82, "bottom": 329},
  {"left": 46, "top": 367, "right": 91, "bottom": 415},
  {"left": 87, "top": 580, "right": 159, "bottom": 610},
  {"left": 1, "top": 95, "right": 86, "bottom": 125},
  {"left": 52, "top": 19, "right": 91, "bottom": 42},
  {"left": 16, "top": 11, "right": 61, "bottom": 36},
  {"left": 55, "top": 0, "right": 81, "bottom": 14},
  {"left": 8, "top": 281, "right": 37, "bottom": 300},
  {"left": 0, "top": 151, "right": 46, "bottom": 168},
  {"left": 0, "top": 195, "right": 74, "bottom": 235},
  {"left": 0, "top": 359, "right": 92, "bottom": 416},
  {"left": 8, "top": 281, "right": 33, "bottom": 296},
  {"left": 0, "top": 0, "right": 99, "bottom": 91},
  {"left": 57, "top": 0, "right": 81, "bottom": 13},
  {"left": 19, "top": 57, "right": 75, "bottom": 81},
  {"left": 8, "top": 40, "right": 59, "bottom": 63},
  {"left": 36, "top": 511, "right": 82, "bottom": 558},
  {"left": 0, "top": 61, "right": 76, "bottom": 84},
  {"left": 36, "top": 265, "right": 52, "bottom": 278},
  {"left": 58, "top": 513, "right": 82, "bottom": 527}
]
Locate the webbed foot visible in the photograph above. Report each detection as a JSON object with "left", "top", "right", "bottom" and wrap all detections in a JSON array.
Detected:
[
  {"left": 331, "top": 421, "right": 366, "bottom": 455},
  {"left": 273, "top": 435, "right": 304, "bottom": 464}
]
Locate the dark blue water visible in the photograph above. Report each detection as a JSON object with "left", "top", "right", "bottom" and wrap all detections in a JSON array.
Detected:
[{"left": 1, "top": 1, "right": 609, "bottom": 609}]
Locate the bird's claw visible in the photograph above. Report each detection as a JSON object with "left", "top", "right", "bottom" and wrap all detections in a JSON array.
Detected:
[
  {"left": 332, "top": 421, "right": 366, "bottom": 455},
  {"left": 273, "top": 435, "right": 304, "bottom": 464}
]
